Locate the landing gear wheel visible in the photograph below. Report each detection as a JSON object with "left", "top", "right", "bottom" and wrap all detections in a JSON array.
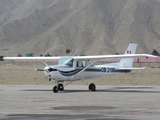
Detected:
[
  {"left": 58, "top": 83, "right": 64, "bottom": 91},
  {"left": 89, "top": 83, "right": 96, "bottom": 91},
  {"left": 53, "top": 86, "right": 58, "bottom": 93}
]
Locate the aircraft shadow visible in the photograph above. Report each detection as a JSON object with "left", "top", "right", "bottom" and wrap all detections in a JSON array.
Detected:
[
  {"left": 5, "top": 114, "right": 127, "bottom": 120},
  {"left": 21, "top": 89, "right": 52, "bottom": 92},
  {"left": 62, "top": 89, "right": 160, "bottom": 93}
]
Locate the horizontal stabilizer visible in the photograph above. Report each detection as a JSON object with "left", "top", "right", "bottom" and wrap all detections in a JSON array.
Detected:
[{"left": 119, "top": 67, "right": 145, "bottom": 70}]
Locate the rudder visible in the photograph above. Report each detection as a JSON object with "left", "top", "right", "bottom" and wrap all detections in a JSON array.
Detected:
[{"left": 119, "top": 43, "right": 137, "bottom": 68}]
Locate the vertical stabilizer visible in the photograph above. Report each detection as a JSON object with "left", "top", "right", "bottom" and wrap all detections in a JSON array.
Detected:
[{"left": 119, "top": 43, "right": 137, "bottom": 68}]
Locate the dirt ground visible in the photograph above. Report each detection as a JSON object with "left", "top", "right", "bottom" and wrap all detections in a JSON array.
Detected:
[{"left": 0, "top": 61, "right": 160, "bottom": 86}]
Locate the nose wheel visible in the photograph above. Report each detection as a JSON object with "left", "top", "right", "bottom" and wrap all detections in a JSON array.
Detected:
[
  {"left": 53, "top": 86, "right": 58, "bottom": 93},
  {"left": 53, "top": 83, "right": 64, "bottom": 93},
  {"left": 58, "top": 83, "right": 64, "bottom": 91}
]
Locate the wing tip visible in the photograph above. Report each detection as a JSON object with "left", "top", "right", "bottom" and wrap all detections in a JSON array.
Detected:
[{"left": 0, "top": 56, "right": 4, "bottom": 61}]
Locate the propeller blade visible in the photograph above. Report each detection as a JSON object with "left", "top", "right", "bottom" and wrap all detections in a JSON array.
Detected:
[{"left": 34, "top": 68, "right": 45, "bottom": 71}]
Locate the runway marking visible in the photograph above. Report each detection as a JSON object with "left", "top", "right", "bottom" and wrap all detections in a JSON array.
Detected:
[{"left": 52, "top": 106, "right": 116, "bottom": 110}]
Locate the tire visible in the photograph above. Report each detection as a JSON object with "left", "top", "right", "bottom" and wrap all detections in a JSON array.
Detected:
[
  {"left": 89, "top": 83, "right": 96, "bottom": 91},
  {"left": 53, "top": 86, "right": 58, "bottom": 93},
  {"left": 58, "top": 83, "right": 64, "bottom": 91}
]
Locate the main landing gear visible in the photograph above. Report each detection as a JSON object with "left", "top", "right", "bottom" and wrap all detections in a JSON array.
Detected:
[
  {"left": 89, "top": 83, "right": 96, "bottom": 91},
  {"left": 52, "top": 80, "right": 96, "bottom": 93},
  {"left": 81, "top": 79, "right": 96, "bottom": 91}
]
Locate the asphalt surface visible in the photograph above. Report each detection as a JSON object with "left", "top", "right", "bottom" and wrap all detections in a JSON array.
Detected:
[{"left": 0, "top": 85, "right": 160, "bottom": 120}]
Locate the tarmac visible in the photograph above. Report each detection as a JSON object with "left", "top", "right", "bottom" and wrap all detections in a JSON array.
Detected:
[{"left": 0, "top": 85, "right": 160, "bottom": 120}]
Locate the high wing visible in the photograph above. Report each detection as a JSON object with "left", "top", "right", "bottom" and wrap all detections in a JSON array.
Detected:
[
  {"left": 1, "top": 56, "right": 60, "bottom": 61},
  {"left": 73, "top": 54, "right": 157, "bottom": 60},
  {"left": 1, "top": 54, "right": 157, "bottom": 61}
]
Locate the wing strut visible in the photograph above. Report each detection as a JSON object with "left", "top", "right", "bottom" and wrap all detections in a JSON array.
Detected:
[
  {"left": 72, "top": 60, "right": 97, "bottom": 79},
  {"left": 41, "top": 60, "right": 49, "bottom": 66}
]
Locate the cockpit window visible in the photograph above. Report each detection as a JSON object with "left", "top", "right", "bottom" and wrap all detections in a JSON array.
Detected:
[
  {"left": 58, "top": 57, "right": 74, "bottom": 67},
  {"left": 65, "top": 59, "right": 74, "bottom": 67}
]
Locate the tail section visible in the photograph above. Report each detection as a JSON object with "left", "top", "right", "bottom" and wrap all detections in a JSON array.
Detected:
[{"left": 119, "top": 43, "right": 137, "bottom": 68}]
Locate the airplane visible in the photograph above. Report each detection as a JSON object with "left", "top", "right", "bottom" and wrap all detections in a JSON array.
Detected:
[{"left": 0, "top": 43, "right": 157, "bottom": 93}]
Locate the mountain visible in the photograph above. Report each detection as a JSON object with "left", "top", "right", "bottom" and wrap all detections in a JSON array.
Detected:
[{"left": 0, "top": 0, "right": 160, "bottom": 56}]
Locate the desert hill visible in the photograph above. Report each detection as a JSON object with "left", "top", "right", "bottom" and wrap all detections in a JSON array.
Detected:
[{"left": 0, "top": 0, "right": 160, "bottom": 56}]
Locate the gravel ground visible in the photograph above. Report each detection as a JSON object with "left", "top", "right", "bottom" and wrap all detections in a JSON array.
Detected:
[{"left": 0, "top": 61, "right": 160, "bottom": 86}]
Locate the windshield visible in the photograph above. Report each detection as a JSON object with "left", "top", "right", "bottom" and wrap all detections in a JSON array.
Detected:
[{"left": 58, "top": 57, "right": 74, "bottom": 67}]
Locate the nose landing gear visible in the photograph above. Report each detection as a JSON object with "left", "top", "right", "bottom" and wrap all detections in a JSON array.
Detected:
[
  {"left": 58, "top": 83, "right": 64, "bottom": 91},
  {"left": 53, "top": 82, "right": 64, "bottom": 93},
  {"left": 53, "top": 86, "right": 58, "bottom": 93}
]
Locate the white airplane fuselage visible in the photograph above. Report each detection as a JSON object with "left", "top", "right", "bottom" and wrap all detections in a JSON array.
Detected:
[{"left": 44, "top": 65, "right": 131, "bottom": 81}]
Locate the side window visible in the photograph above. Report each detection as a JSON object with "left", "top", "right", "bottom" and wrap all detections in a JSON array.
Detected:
[
  {"left": 76, "top": 61, "right": 79, "bottom": 67},
  {"left": 76, "top": 60, "right": 86, "bottom": 67},
  {"left": 81, "top": 61, "right": 86, "bottom": 67}
]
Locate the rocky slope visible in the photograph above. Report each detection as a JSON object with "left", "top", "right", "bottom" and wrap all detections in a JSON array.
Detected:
[{"left": 0, "top": 0, "right": 160, "bottom": 56}]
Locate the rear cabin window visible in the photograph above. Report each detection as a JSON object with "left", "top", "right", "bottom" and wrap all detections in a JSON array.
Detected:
[{"left": 76, "top": 61, "right": 86, "bottom": 67}]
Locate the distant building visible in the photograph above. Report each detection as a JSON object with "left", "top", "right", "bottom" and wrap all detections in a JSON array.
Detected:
[{"left": 26, "top": 53, "right": 34, "bottom": 57}]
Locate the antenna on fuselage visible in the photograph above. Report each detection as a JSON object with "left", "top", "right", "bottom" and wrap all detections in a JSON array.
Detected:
[{"left": 72, "top": 50, "right": 78, "bottom": 57}]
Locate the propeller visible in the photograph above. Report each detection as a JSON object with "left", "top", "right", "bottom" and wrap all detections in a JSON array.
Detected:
[{"left": 35, "top": 60, "right": 55, "bottom": 72}]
